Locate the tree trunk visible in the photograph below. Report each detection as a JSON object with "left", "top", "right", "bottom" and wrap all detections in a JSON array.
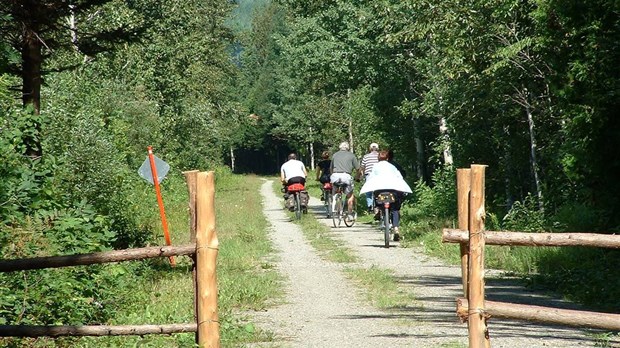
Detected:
[
  {"left": 439, "top": 117, "right": 453, "bottom": 166},
  {"left": 502, "top": 125, "right": 514, "bottom": 209},
  {"left": 347, "top": 89, "right": 354, "bottom": 154},
  {"left": 525, "top": 95, "right": 544, "bottom": 212},
  {"left": 21, "top": 4, "right": 43, "bottom": 157},
  {"left": 309, "top": 140, "right": 315, "bottom": 170},
  {"left": 68, "top": 5, "right": 78, "bottom": 50},
  {"left": 413, "top": 116, "right": 425, "bottom": 181},
  {"left": 229, "top": 147, "right": 235, "bottom": 172}
]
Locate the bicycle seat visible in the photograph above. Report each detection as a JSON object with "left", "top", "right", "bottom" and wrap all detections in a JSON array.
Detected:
[
  {"left": 287, "top": 183, "right": 305, "bottom": 192},
  {"left": 333, "top": 181, "right": 348, "bottom": 188}
]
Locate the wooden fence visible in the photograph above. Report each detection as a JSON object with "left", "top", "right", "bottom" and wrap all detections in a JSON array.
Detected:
[
  {"left": 0, "top": 170, "right": 219, "bottom": 348},
  {"left": 442, "top": 165, "right": 620, "bottom": 347}
]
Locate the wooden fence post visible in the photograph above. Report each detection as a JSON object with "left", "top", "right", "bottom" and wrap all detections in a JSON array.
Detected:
[
  {"left": 196, "top": 171, "right": 220, "bottom": 347},
  {"left": 457, "top": 168, "right": 471, "bottom": 298},
  {"left": 468, "top": 164, "right": 489, "bottom": 348},
  {"left": 183, "top": 169, "right": 199, "bottom": 344}
]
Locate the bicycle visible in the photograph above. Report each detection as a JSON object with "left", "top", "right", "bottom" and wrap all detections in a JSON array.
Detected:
[
  {"left": 321, "top": 182, "right": 333, "bottom": 218},
  {"left": 287, "top": 183, "right": 306, "bottom": 220},
  {"left": 331, "top": 181, "right": 355, "bottom": 228},
  {"left": 375, "top": 191, "right": 397, "bottom": 248}
]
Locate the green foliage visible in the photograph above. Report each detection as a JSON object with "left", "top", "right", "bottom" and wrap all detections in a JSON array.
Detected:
[
  {"left": 501, "top": 194, "right": 547, "bottom": 232},
  {"left": 534, "top": 247, "right": 620, "bottom": 312},
  {"left": 404, "top": 167, "right": 456, "bottom": 221}
]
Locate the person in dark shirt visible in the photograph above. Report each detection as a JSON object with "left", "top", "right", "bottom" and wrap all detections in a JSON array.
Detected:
[{"left": 316, "top": 151, "right": 332, "bottom": 183}]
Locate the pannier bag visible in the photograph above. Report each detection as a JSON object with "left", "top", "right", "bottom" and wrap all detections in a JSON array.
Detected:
[
  {"left": 285, "top": 195, "right": 296, "bottom": 211},
  {"left": 300, "top": 191, "right": 309, "bottom": 207},
  {"left": 375, "top": 191, "right": 397, "bottom": 204}
]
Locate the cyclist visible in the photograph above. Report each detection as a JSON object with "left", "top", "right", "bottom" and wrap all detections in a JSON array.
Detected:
[
  {"left": 280, "top": 153, "right": 308, "bottom": 211},
  {"left": 360, "top": 150, "right": 412, "bottom": 241},
  {"left": 316, "top": 151, "right": 332, "bottom": 183},
  {"left": 316, "top": 150, "right": 332, "bottom": 201},
  {"left": 330, "top": 142, "right": 360, "bottom": 220},
  {"left": 281, "top": 152, "right": 307, "bottom": 184}
]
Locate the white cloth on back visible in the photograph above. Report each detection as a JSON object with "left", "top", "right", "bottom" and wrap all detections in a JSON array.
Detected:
[{"left": 359, "top": 161, "right": 412, "bottom": 194}]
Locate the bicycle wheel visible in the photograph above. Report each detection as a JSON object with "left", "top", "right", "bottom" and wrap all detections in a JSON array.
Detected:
[
  {"left": 294, "top": 193, "right": 302, "bottom": 220},
  {"left": 326, "top": 192, "right": 333, "bottom": 218},
  {"left": 383, "top": 206, "right": 390, "bottom": 248},
  {"left": 332, "top": 194, "right": 342, "bottom": 227},
  {"left": 344, "top": 197, "right": 355, "bottom": 227}
]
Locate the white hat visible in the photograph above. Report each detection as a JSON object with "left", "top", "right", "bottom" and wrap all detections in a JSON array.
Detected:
[{"left": 369, "top": 143, "right": 379, "bottom": 150}]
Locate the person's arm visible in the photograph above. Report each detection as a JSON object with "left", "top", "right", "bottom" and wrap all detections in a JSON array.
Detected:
[
  {"left": 316, "top": 163, "right": 322, "bottom": 180},
  {"left": 353, "top": 157, "right": 361, "bottom": 181},
  {"left": 280, "top": 167, "right": 286, "bottom": 184}
]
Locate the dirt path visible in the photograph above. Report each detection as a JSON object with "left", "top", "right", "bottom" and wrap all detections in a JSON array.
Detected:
[{"left": 249, "top": 179, "right": 616, "bottom": 347}]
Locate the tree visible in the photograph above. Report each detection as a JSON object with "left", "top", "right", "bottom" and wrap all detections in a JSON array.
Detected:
[{"left": 0, "top": 0, "right": 143, "bottom": 156}]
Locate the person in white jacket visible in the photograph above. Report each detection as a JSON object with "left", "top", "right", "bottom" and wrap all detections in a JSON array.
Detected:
[{"left": 360, "top": 150, "right": 412, "bottom": 241}]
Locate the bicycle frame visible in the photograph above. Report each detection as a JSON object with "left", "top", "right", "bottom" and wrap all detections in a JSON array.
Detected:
[{"left": 332, "top": 182, "right": 354, "bottom": 228}]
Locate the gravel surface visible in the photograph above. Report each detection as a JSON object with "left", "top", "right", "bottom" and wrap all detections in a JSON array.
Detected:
[{"left": 248, "top": 179, "right": 618, "bottom": 347}]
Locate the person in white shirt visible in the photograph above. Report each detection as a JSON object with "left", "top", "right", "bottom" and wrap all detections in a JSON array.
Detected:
[
  {"left": 360, "top": 150, "right": 412, "bottom": 241},
  {"left": 280, "top": 153, "right": 307, "bottom": 186}
]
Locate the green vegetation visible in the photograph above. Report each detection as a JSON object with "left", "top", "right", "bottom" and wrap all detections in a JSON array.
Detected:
[
  {"left": 274, "top": 178, "right": 357, "bottom": 263},
  {"left": 0, "top": 0, "right": 618, "bottom": 343},
  {"left": 1, "top": 171, "right": 280, "bottom": 347},
  {"left": 345, "top": 266, "right": 416, "bottom": 310}
]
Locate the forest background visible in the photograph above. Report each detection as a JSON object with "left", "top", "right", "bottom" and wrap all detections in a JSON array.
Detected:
[{"left": 1, "top": 0, "right": 619, "bottom": 344}]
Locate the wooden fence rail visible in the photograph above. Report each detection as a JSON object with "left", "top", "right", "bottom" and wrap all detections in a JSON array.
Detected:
[
  {"left": 444, "top": 165, "right": 620, "bottom": 348},
  {"left": 0, "top": 244, "right": 195, "bottom": 272},
  {"left": 0, "top": 170, "right": 219, "bottom": 347},
  {"left": 443, "top": 229, "right": 620, "bottom": 249},
  {"left": 0, "top": 324, "right": 197, "bottom": 337}
]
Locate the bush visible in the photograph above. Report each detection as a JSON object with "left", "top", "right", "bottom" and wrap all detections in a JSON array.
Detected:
[
  {"left": 403, "top": 166, "right": 456, "bottom": 221},
  {"left": 501, "top": 194, "right": 546, "bottom": 232}
]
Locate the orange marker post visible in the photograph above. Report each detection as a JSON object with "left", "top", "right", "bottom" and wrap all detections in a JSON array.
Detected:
[{"left": 147, "top": 146, "right": 175, "bottom": 266}]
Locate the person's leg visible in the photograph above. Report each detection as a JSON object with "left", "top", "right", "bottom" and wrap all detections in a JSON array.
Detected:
[
  {"left": 345, "top": 176, "right": 356, "bottom": 217},
  {"left": 392, "top": 209, "right": 400, "bottom": 228},
  {"left": 391, "top": 195, "right": 402, "bottom": 240},
  {"left": 365, "top": 191, "right": 373, "bottom": 212},
  {"left": 347, "top": 193, "right": 356, "bottom": 214}
]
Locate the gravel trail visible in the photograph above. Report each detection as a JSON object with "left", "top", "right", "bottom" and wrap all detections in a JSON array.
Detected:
[{"left": 249, "top": 179, "right": 617, "bottom": 347}]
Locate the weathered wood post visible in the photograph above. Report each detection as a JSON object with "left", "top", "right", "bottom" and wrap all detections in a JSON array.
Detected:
[
  {"left": 457, "top": 168, "right": 471, "bottom": 298},
  {"left": 196, "top": 171, "right": 220, "bottom": 347},
  {"left": 183, "top": 170, "right": 199, "bottom": 344},
  {"left": 468, "top": 164, "right": 489, "bottom": 348}
]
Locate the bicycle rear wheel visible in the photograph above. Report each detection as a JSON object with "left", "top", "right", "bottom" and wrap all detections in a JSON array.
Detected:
[
  {"left": 383, "top": 206, "right": 390, "bottom": 248},
  {"left": 326, "top": 192, "right": 333, "bottom": 218},
  {"left": 344, "top": 198, "right": 355, "bottom": 227},
  {"left": 294, "top": 193, "right": 302, "bottom": 220},
  {"left": 332, "top": 194, "right": 342, "bottom": 227}
]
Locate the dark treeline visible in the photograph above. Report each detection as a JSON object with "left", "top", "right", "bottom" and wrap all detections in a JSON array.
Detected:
[{"left": 0, "top": 0, "right": 618, "bottom": 332}]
